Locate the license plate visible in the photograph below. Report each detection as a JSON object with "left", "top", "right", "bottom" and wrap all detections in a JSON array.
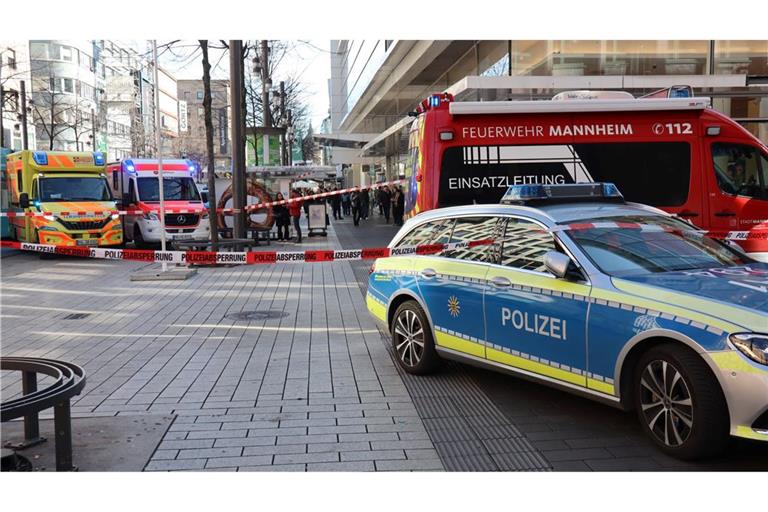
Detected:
[
  {"left": 76, "top": 239, "right": 98, "bottom": 246},
  {"left": 171, "top": 234, "right": 194, "bottom": 240}
]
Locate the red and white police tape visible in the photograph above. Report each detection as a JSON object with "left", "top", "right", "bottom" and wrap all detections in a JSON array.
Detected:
[
  {"left": 0, "top": 179, "right": 408, "bottom": 218},
  {"left": 0, "top": 238, "right": 494, "bottom": 266}
]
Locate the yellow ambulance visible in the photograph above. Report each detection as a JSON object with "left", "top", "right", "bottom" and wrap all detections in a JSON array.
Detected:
[{"left": 5, "top": 150, "right": 122, "bottom": 247}]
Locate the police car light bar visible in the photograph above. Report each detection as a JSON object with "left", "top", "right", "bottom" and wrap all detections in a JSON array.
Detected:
[{"left": 501, "top": 183, "right": 624, "bottom": 204}]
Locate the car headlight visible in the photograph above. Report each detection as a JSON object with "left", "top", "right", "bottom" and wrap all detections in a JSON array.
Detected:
[
  {"left": 730, "top": 333, "right": 768, "bottom": 366},
  {"left": 111, "top": 213, "right": 120, "bottom": 220},
  {"left": 144, "top": 212, "right": 159, "bottom": 221}
]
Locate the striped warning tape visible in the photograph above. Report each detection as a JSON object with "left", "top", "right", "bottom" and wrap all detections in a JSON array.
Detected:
[
  {"left": 0, "top": 238, "right": 494, "bottom": 266},
  {"left": 0, "top": 179, "right": 408, "bottom": 218}
]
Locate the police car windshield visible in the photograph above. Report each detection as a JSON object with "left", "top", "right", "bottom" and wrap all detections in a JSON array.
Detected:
[
  {"left": 137, "top": 177, "right": 201, "bottom": 202},
  {"left": 563, "top": 216, "right": 749, "bottom": 277}
]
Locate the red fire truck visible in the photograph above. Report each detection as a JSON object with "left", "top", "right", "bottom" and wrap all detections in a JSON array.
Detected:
[{"left": 404, "top": 89, "right": 768, "bottom": 261}]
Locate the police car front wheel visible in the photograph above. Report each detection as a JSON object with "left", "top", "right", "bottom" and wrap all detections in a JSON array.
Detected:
[
  {"left": 633, "top": 344, "right": 729, "bottom": 460},
  {"left": 391, "top": 301, "right": 439, "bottom": 375}
]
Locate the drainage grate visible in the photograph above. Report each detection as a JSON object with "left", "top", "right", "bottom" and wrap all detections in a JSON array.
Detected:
[
  {"left": 226, "top": 310, "right": 289, "bottom": 321},
  {"left": 62, "top": 313, "right": 90, "bottom": 320}
]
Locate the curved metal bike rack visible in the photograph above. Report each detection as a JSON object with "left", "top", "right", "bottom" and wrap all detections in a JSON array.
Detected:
[{"left": 1, "top": 357, "right": 86, "bottom": 471}]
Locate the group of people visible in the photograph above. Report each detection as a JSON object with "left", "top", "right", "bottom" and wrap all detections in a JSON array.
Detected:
[
  {"left": 268, "top": 182, "right": 407, "bottom": 243},
  {"left": 271, "top": 190, "right": 307, "bottom": 243},
  {"left": 374, "top": 185, "right": 405, "bottom": 227}
]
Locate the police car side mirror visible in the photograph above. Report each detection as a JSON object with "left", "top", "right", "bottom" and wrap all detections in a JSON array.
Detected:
[
  {"left": 544, "top": 251, "right": 572, "bottom": 279},
  {"left": 19, "top": 193, "right": 30, "bottom": 209}
]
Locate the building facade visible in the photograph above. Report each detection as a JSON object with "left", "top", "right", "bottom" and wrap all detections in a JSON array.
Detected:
[
  {"left": 1, "top": 41, "right": 36, "bottom": 150},
  {"left": 25, "top": 40, "right": 179, "bottom": 161},
  {"left": 176, "top": 79, "right": 231, "bottom": 173},
  {"left": 325, "top": 40, "right": 768, "bottom": 183}
]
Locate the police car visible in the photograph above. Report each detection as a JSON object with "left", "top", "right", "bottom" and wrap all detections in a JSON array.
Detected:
[{"left": 366, "top": 183, "right": 768, "bottom": 459}]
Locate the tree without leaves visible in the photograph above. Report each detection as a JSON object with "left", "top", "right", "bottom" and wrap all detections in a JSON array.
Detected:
[
  {"left": 200, "top": 40, "right": 218, "bottom": 250},
  {"left": 29, "top": 63, "right": 94, "bottom": 151},
  {"left": 242, "top": 40, "right": 312, "bottom": 163}
]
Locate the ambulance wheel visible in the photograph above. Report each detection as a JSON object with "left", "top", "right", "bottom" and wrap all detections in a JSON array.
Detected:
[
  {"left": 133, "top": 226, "right": 148, "bottom": 249},
  {"left": 391, "top": 301, "right": 439, "bottom": 375},
  {"left": 633, "top": 343, "right": 729, "bottom": 460}
]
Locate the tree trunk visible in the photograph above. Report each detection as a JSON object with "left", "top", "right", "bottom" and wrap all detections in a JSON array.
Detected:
[{"left": 200, "top": 40, "right": 218, "bottom": 251}]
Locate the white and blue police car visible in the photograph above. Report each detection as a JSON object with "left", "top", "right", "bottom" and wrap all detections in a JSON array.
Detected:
[{"left": 366, "top": 183, "right": 768, "bottom": 459}]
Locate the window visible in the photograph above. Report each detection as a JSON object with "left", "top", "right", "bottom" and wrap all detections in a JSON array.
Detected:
[
  {"left": 576, "top": 142, "right": 691, "bottom": 207},
  {"left": 51, "top": 78, "right": 74, "bottom": 94},
  {"left": 59, "top": 45, "right": 73, "bottom": 62},
  {"left": 443, "top": 216, "right": 498, "bottom": 262},
  {"left": 396, "top": 219, "right": 447, "bottom": 247},
  {"left": 128, "top": 179, "right": 137, "bottom": 204},
  {"left": 439, "top": 142, "right": 691, "bottom": 208},
  {"left": 30, "top": 42, "right": 49, "bottom": 59},
  {"left": 197, "top": 91, "right": 204, "bottom": 100},
  {"left": 712, "top": 143, "right": 768, "bottom": 199},
  {"left": 566, "top": 215, "right": 748, "bottom": 277},
  {"left": 431, "top": 219, "right": 455, "bottom": 245},
  {"left": 7, "top": 49, "right": 17, "bottom": 70},
  {"left": 39, "top": 177, "right": 112, "bottom": 202},
  {"left": 31, "top": 179, "right": 38, "bottom": 200},
  {"left": 498, "top": 218, "right": 556, "bottom": 272},
  {"left": 137, "top": 177, "right": 201, "bottom": 202}
]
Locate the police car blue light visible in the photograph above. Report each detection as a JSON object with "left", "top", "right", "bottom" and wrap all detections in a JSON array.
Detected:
[{"left": 367, "top": 185, "right": 768, "bottom": 460}]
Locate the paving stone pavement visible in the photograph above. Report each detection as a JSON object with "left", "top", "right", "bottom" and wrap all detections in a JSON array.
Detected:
[{"left": 0, "top": 221, "right": 443, "bottom": 472}]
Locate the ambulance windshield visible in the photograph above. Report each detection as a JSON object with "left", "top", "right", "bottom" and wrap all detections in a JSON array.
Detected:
[
  {"left": 137, "top": 177, "right": 201, "bottom": 202},
  {"left": 39, "top": 177, "right": 113, "bottom": 202}
]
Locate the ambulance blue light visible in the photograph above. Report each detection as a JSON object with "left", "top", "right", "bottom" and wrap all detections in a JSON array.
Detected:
[
  {"left": 124, "top": 160, "right": 135, "bottom": 172},
  {"left": 188, "top": 164, "right": 196, "bottom": 172},
  {"left": 93, "top": 152, "right": 105, "bottom": 165},
  {"left": 32, "top": 151, "right": 48, "bottom": 165}
]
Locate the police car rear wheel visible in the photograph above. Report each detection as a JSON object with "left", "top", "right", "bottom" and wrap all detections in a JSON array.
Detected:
[
  {"left": 392, "top": 301, "right": 438, "bottom": 375},
  {"left": 634, "top": 344, "right": 729, "bottom": 460}
]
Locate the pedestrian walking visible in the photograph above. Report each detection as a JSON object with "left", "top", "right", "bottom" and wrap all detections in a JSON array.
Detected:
[
  {"left": 393, "top": 186, "right": 405, "bottom": 226},
  {"left": 381, "top": 186, "right": 391, "bottom": 223},
  {"left": 351, "top": 190, "right": 361, "bottom": 227},
  {"left": 273, "top": 192, "right": 290, "bottom": 241},
  {"left": 331, "top": 187, "right": 343, "bottom": 220},
  {"left": 289, "top": 190, "right": 304, "bottom": 243},
  {"left": 341, "top": 192, "right": 351, "bottom": 216},
  {"left": 360, "top": 189, "right": 370, "bottom": 220},
  {"left": 376, "top": 188, "right": 385, "bottom": 215}
]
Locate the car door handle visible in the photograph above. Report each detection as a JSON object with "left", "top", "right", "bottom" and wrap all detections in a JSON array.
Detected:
[
  {"left": 490, "top": 276, "right": 511, "bottom": 287},
  {"left": 420, "top": 268, "right": 437, "bottom": 278},
  {"left": 677, "top": 210, "right": 699, "bottom": 218},
  {"left": 714, "top": 210, "right": 736, "bottom": 217}
]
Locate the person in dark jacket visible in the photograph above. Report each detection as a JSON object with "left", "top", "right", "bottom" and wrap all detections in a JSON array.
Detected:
[
  {"left": 380, "top": 187, "right": 391, "bottom": 223},
  {"left": 341, "top": 192, "right": 351, "bottom": 216},
  {"left": 289, "top": 190, "right": 304, "bottom": 243},
  {"left": 350, "top": 190, "right": 361, "bottom": 227},
  {"left": 360, "top": 189, "right": 370, "bottom": 220},
  {"left": 392, "top": 186, "right": 405, "bottom": 226},
  {"left": 272, "top": 192, "right": 290, "bottom": 241},
  {"left": 330, "top": 187, "right": 342, "bottom": 220}
]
